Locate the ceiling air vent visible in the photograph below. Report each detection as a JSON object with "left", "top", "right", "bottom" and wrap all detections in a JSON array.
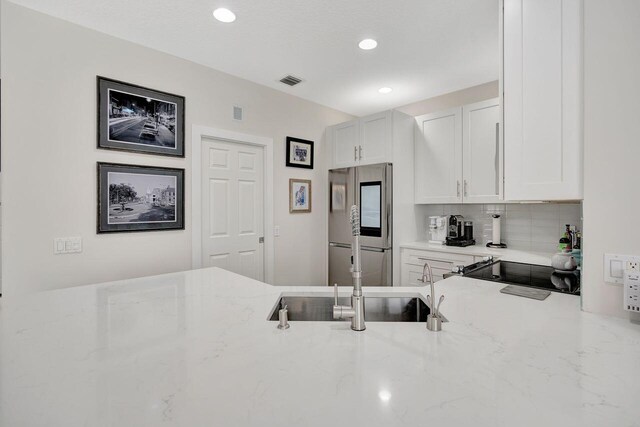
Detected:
[{"left": 279, "top": 75, "right": 303, "bottom": 87}]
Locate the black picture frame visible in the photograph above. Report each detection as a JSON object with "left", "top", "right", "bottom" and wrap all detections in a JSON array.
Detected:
[
  {"left": 285, "top": 136, "right": 314, "bottom": 169},
  {"left": 97, "top": 162, "right": 185, "bottom": 233},
  {"left": 97, "top": 76, "right": 185, "bottom": 157}
]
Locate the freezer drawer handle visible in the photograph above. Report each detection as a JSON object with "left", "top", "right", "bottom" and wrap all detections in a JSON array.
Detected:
[{"left": 330, "top": 242, "right": 386, "bottom": 253}]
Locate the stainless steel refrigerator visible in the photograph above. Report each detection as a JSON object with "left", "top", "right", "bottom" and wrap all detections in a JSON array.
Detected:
[{"left": 329, "top": 163, "right": 392, "bottom": 287}]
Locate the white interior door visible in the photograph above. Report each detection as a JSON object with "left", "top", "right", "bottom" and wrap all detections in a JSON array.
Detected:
[
  {"left": 201, "top": 137, "right": 265, "bottom": 281},
  {"left": 462, "top": 98, "right": 501, "bottom": 203}
]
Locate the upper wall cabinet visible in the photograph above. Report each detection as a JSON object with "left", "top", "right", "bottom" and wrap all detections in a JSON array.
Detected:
[
  {"left": 463, "top": 98, "right": 501, "bottom": 203},
  {"left": 414, "top": 98, "right": 501, "bottom": 204},
  {"left": 503, "top": 0, "right": 583, "bottom": 201},
  {"left": 414, "top": 107, "right": 464, "bottom": 204},
  {"left": 333, "top": 119, "right": 360, "bottom": 168},
  {"left": 329, "top": 110, "right": 402, "bottom": 169}
]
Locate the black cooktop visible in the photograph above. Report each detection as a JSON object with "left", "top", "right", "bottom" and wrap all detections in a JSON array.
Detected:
[{"left": 464, "top": 261, "right": 580, "bottom": 295}]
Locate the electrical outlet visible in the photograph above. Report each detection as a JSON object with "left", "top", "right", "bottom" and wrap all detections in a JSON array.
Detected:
[
  {"left": 605, "top": 254, "right": 640, "bottom": 284},
  {"left": 624, "top": 260, "right": 640, "bottom": 312}
]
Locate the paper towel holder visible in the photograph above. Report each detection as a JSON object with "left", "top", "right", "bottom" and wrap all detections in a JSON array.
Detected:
[{"left": 486, "top": 214, "right": 507, "bottom": 248}]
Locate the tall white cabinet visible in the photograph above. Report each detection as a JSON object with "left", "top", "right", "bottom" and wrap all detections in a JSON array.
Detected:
[
  {"left": 414, "top": 98, "right": 501, "bottom": 204},
  {"left": 503, "top": 0, "right": 583, "bottom": 201}
]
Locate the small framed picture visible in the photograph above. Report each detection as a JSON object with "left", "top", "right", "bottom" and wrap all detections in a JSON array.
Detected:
[
  {"left": 97, "top": 76, "right": 185, "bottom": 157},
  {"left": 97, "top": 162, "right": 185, "bottom": 233},
  {"left": 289, "top": 179, "right": 312, "bottom": 213},
  {"left": 331, "top": 183, "right": 346, "bottom": 212},
  {"left": 285, "top": 137, "right": 314, "bottom": 169}
]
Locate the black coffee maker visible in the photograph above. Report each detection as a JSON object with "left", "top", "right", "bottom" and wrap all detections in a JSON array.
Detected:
[{"left": 445, "top": 215, "right": 476, "bottom": 247}]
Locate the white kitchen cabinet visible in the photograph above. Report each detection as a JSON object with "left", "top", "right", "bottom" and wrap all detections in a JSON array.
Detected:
[
  {"left": 332, "top": 119, "right": 360, "bottom": 168},
  {"left": 414, "top": 107, "right": 463, "bottom": 204},
  {"left": 359, "top": 111, "right": 392, "bottom": 166},
  {"left": 414, "top": 100, "right": 501, "bottom": 204},
  {"left": 462, "top": 98, "right": 501, "bottom": 203},
  {"left": 503, "top": 0, "right": 583, "bottom": 201},
  {"left": 329, "top": 110, "right": 398, "bottom": 169}
]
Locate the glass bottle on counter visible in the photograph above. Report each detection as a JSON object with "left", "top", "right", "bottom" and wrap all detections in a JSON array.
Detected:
[{"left": 558, "top": 225, "right": 573, "bottom": 252}]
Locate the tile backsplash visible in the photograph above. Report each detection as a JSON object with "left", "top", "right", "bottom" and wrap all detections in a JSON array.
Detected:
[{"left": 416, "top": 203, "right": 583, "bottom": 253}]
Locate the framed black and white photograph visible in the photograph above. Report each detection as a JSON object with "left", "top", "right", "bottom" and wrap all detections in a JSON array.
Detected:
[
  {"left": 97, "top": 162, "right": 185, "bottom": 233},
  {"left": 289, "top": 179, "right": 312, "bottom": 213},
  {"left": 97, "top": 77, "right": 185, "bottom": 157},
  {"left": 285, "top": 137, "right": 314, "bottom": 169}
]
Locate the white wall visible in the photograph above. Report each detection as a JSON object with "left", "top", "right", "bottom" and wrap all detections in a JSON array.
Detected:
[
  {"left": 0, "top": 3, "right": 353, "bottom": 296},
  {"left": 416, "top": 203, "right": 582, "bottom": 253},
  {"left": 582, "top": 0, "right": 640, "bottom": 318},
  {"left": 396, "top": 81, "right": 499, "bottom": 117}
]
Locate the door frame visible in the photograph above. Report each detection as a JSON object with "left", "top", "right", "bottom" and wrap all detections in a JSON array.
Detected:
[{"left": 191, "top": 125, "right": 274, "bottom": 284}]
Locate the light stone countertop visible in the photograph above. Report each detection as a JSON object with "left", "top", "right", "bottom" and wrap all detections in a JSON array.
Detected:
[
  {"left": 1, "top": 267, "right": 638, "bottom": 426},
  {"left": 400, "top": 240, "right": 555, "bottom": 266}
]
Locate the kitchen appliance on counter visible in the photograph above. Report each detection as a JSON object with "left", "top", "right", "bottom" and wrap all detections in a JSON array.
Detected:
[
  {"left": 445, "top": 215, "right": 475, "bottom": 247},
  {"left": 457, "top": 260, "right": 580, "bottom": 295},
  {"left": 329, "top": 163, "right": 392, "bottom": 287},
  {"left": 428, "top": 216, "right": 447, "bottom": 244}
]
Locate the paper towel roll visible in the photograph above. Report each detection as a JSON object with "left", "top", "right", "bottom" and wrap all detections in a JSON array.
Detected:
[{"left": 492, "top": 215, "right": 501, "bottom": 244}]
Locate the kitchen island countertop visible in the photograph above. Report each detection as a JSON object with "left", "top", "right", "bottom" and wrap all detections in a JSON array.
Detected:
[{"left": 1, "top": 268, "right": 638, "bottom": 426}]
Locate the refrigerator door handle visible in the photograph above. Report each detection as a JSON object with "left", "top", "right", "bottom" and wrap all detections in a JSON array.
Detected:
[
  {"left": 329, "top": 242, "right": 351, "bottom": 249},
  {"left": 360, "top": 246, "right": 387, "bottom": 253}
]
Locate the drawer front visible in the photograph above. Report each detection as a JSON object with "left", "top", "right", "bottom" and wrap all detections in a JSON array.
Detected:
[{"left": 402, "top": 249, "right": 475, "bottom": 268}]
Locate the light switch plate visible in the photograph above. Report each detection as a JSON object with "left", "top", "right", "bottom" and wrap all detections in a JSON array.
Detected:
[
  {"left": 54, "top": 237, "right": 82, "bottom": 254},
  {"left": 605, "top": 254, "right": 640, "bottom": 284},
  {"left": 274, "top": 226, "right": 280, "bottom": 237}
]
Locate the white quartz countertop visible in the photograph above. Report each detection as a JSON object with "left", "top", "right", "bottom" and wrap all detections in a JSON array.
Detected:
[
  {"left": 400, "top": 240, "right": 554, "bottom": 266},
  {"left": 1, "top": 268, "right": 639, "bottom": 426}
]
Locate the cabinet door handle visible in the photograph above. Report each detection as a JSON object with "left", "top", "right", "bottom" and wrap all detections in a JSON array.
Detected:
[
  {"left": 354, "top": 146, "right": 358, "bottom": 161},
  {"left": 358, "top": 145, "right": 363, "bottom": 160},
  {"left": 495, "top": 123, "right": 500, "bottom": 195},
  {"left": 464, "top": 180, "right": 468, "bottom": 197},
  {"left": 457, "top": 181, "right": 461, "bottom": 198}
]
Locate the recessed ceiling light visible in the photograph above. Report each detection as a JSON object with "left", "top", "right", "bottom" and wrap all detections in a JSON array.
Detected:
[
  {"left": 213, "top": 8, "right": 236, "bottom": 23},
  {"left": 378, "top": 390, "right": 392, "bottom": 402},
  {"left": 378, "top": 87, "right": 393, "bottom": 94},
  {"left": 358, "top": 39, "right": 378, "bottom": 50}
]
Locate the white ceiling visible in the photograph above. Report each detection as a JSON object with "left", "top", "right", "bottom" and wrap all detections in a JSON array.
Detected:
[{"left": 9, "top": 0, "right": 499, "bottom": 116}]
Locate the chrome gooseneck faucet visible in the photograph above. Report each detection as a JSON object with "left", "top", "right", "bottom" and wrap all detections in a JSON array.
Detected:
[
  {"left": 420, "top": 262, "right": 445, "bottom": 332},
  {"left": 333, "top": 205, "right": 366, "bottom": 331}
]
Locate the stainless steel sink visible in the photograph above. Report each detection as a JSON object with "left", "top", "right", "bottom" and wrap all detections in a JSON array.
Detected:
[{"left": 268, "top": 295, "right": 430, "bottom": 322}]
